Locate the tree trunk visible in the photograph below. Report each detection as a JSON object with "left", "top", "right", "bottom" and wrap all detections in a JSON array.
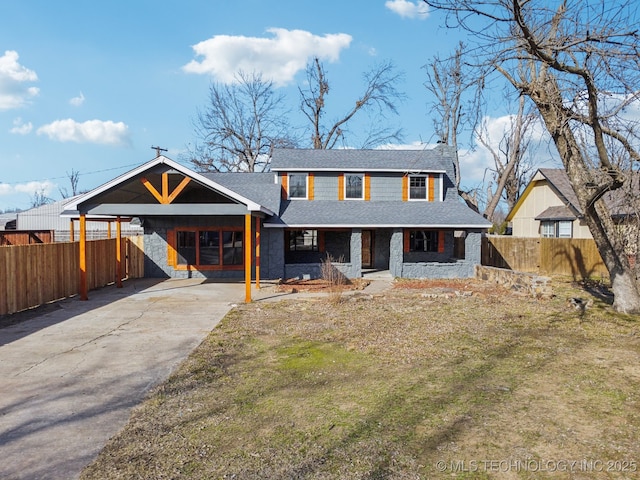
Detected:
[{"left": 534, "top": 80, "right": 640, "bottom": 312}]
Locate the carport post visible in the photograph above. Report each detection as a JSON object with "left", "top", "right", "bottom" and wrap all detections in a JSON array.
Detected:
[
  {"left": 245, "top": 213, "right": 252, "bottom": 302},
  {"left": 116, "top": 216, "right": 123, "bottom": 288},
  {"left": 79, "top": 214, "right": 88, "bottom": 300},
  {"left": 255, "top": 217, "right": 260, "bottom": 289},
  {"left": 69, "top": 219, "right": 74, "bottom": 242}
]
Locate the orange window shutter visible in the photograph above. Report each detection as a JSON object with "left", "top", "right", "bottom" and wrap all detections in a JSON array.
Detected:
[
  {"left": 403, "top": 230, "right": 410, "bottom": 253},
  {"left": 338, "top": 174, "right": 344, "bottom": 200},
  {"left": 402, "top": 175, "right": 408, "bottom": 201},
  {"left": 167, "top": 229, "right": 176, "bottom": 266},
  {"left": 428, "top": 174, "right": 435, "bottom": 202},
  {"left": 281, "top": 173, "right": 288, "bottom": 199},
  {"left": 308, "top": 173, "right": 314, "bottom": 200},
  {"left": 438, "top": 230, "right": 445, "bottom": 253},
  {"left": 364, "top": 173, "right": 371, "bottom": 201}
]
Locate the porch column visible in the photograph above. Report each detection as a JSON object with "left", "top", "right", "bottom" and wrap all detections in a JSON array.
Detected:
[
  {"left": 107, "top": 221, "right": 112, "bottom": 239},
  {"left": 79, "top": 214, "right": 88, "bottom": 300},
  {"left": 255, "top": 217, "right": 261, "bottom": 289},
  {"left": 244, "top": 213, "right": 252, "bottom": 302},
  {"left": 116, "top": 216, "right": 123, "bottom": 288},
  {"left": 350, "top": 229, "right": 362, "bottom": 278},
  {"left": 69, "top": 220, "right": 74, "bottom": 242}
]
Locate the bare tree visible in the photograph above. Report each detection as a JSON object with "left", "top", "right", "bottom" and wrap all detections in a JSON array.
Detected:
[
  {"left": 30, "top": 188, "right": 53, "bottom": 208},
  {"left": 476, "top": 93, "right": 537, "bottom": 221},
  {"left": 187, "top": 71, "right": 297, "bottom": 172},
  {"left": 299, "top": 57, "right": 405, "bottom": 149},
  {"left": 58, "top": 169, "right": 80, "bottom": 199},
  {"left": 423, "top": 0, "right": 640, "bottom": 312},
  {"left": 424, "top": 43, "right": 484, "bottom": 211}
]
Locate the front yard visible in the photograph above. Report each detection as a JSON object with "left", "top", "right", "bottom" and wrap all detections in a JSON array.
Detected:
[{"left": 81, "top": 277, "right": 639, "bottom": 479}]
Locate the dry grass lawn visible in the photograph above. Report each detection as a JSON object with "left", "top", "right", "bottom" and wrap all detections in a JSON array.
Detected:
[{"left": 80, "top": 277, "right": 640, "bottom": 479}]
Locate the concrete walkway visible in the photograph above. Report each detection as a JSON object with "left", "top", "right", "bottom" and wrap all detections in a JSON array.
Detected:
[{"left": 0, "top": 278, "right": 244, "bottom": 480}]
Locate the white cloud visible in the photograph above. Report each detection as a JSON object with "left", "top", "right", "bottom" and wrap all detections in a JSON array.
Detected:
[
  {"left": 10, "top": 117, "right": 33, "bottom": 135},
  {"left": 36, "top": 119, "right": 130, "bottom": 146},
  {"left": 0, "top": 50, "right": 40, "bottom": 110},
  {"left": 182, "top": 28, "right": 352, "bottom": 86},
  {"left": 0, "top": 180, "right": 55, "bottom": 197},
  {"left": 69, "top": 92, "right": 85, "bottom": 106},
  {"left": 385, "top": 0, "right": 429, "bottom": 19}
]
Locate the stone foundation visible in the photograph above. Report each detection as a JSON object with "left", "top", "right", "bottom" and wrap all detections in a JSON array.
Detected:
[{"left": 475, "top": 265, "right": 553, "bottom": 298}]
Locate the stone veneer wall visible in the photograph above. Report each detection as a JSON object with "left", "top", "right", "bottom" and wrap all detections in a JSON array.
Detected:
[{"left": 475, "top": 265, "right": 553, "bottom": 298}]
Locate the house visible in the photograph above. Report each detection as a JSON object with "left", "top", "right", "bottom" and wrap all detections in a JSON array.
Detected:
[
  {"left": 62, "top": 146, "right": 490, "bottom": 300},
  {"left": 507, "top": 168, "right": 639, "bottom": 239}
]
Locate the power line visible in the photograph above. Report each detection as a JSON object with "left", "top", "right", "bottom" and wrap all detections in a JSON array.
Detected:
[{"left": 5, "top": 162, "right": 143, "bottom": 186}]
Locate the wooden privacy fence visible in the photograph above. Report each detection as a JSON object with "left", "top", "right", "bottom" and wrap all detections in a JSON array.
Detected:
[
  {"left": 0, "top": 236, "right": 145, "bottom": 316},
  {"left": 482, "top": 235, "right": 609, "bottom": 278}
]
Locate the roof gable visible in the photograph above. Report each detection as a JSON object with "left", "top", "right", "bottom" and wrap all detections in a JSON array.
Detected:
[{"left": 63, "top": 156, "right": 274, "bottom": 216}]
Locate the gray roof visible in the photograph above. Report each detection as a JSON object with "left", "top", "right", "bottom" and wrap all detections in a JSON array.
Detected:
[
  {"left": 270, "top": 146, "right": 455, "bottom": 172},
  {"left": 538, "top": 168, "right": 640, "bottom": 217},
  {"left": 264, "top": 200, "right": 491, "bottom": 228},
  {"left": 203, "top": 172, "right": 281, "bottom": 214},
  {"left": 535, "top": 205, "right": 577, "bottom": 221}
]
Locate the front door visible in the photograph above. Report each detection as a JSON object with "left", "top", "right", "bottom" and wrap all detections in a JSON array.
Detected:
[{"left": 361, "top": 230, "right": 373, "bottom": 268}]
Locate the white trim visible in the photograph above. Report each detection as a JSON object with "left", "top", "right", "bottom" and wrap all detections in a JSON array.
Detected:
[
  {"left": 287, "top": 172, "right": 308, "bottom": 200},
  {"left": 62, "top": 156, "right": 274, "bottom": 215},
  {"left": 408, "top": 174, "right": 428, "bottom": 201},
  {"left": 344, "top": 173, "right": 365, "bottom": 200}
]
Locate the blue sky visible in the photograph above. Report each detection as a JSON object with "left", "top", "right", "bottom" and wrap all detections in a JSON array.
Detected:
[{"left": 0, "top": 0, "right": 499, "bottom": 211}]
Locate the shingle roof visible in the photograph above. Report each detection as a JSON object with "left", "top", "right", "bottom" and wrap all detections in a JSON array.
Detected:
[
  {"left": 264, "top": 200, "right": 491, "bottom": 228},
  {"left": 270, "top": 146, "right": 455, "bottom": 172},
  {"left": 203, "top": 172, "right": 281, "bottom": 214},
  {"left": 535, "top": 205, "right": 577, "bottom": 221},
  {"left": 537, "top": 168, "right": 639, "bottom": 217}
]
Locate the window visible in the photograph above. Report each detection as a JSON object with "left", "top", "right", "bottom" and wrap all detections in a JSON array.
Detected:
[
  {"left": 288, "top": 230, "right": 318, "bottom": 251},
  {"left": 558, "top": 221, "right": 572, "bottom": 238},
  {"left": 288, "top": 174, "right": 307, "bottom": 199},
  {"left": 409, "top": 230, "right": 439, "bottom": 252},
  {"left": 409, "top": 175, "right": 427, "bottom": 200},
  {"left": 171, "top": 228, "right": 243, "bottom": 269},
  {"left": 541, "top": 222, "right": 555, "bottom": 238},
  {"left": 345, "top": 174, "right": 364, "bottom": 199},
  {"left": 541, "top": 221, "right": 572, "bottom": 238}
]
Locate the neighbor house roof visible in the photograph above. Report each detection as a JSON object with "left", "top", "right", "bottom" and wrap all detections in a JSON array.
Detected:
[
  {"left": 264, "top": 200, "right": 491, "bottom": 228},
  {"left": 270, "top": 147, "right": 453, "bottom": 173},
  {"left": 508, "top": 168, "right": 639, "bottom": 222},
  {"left": 534, "top": 205, "right": 577, "bottom": 221}
]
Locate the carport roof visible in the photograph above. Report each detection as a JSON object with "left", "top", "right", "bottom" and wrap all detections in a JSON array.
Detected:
[{"left": 61, "top": 156, "right": 276, "bottom": 217}]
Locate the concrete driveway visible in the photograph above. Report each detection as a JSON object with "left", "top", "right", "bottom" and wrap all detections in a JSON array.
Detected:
[{"left": 0, "top": 278, "right": 245, "bottom": 480}]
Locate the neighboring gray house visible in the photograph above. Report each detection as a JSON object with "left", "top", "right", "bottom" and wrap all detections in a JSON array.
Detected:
[
  {"left": 19, "top": 196, "right": 142, "bottom": 241},
  {"left": 63, "top": 146, "right": 490, "bottom": 286}
]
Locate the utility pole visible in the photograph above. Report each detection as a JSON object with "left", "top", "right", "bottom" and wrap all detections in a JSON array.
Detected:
[{"left": 151, "top": 145, "right": 168, "bottom": 157}]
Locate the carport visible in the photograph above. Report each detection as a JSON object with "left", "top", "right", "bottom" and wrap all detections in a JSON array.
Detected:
[{"left": 62, "top": 155, "right": 274, "bottom": 302}]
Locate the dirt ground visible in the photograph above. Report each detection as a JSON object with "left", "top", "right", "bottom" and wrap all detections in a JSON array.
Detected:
[{"left": 80, "top": 276, "right": 640, "bottom": 479}]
